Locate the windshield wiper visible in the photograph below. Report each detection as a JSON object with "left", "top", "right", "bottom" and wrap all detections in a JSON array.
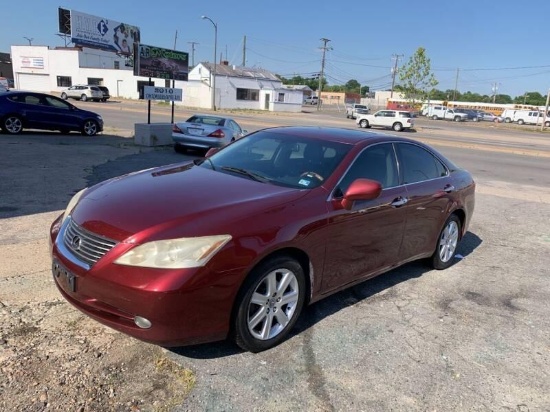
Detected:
[{"left": 220, "top": 166, "right": 269, "bottom": 183}]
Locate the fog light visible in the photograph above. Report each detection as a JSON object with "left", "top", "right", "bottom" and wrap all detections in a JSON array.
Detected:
[{"left": 134, "top": 316, "right": 152, "bottom": 329}]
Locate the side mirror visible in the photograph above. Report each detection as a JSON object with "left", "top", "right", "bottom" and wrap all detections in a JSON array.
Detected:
[
  {"left": 241, "top": 129, "right": 248, "bottom": 136},
  {"left": 341, "top": 178, "right": 382, "bottom": 210}
]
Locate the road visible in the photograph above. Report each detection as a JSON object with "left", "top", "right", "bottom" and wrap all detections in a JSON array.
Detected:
[{"left": 1, "top": 104, "right": 549, "bottom": 411}]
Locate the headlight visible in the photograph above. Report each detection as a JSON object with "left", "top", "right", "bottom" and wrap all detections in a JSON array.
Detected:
[
  {"left": 114, "top": 235, "right": 232, "bottom": 269},
  {"left": 62, "top": 188, "right": 87, "bottom": 222}
]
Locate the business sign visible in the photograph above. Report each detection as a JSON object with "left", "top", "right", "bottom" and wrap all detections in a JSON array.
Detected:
[
  {"left": 143, "top": 86, "right": 182, "bottom": 101},
  {"left": 134, "top": 44, "right": 189, "bottom": 81},
  {"left": 59, "top": 8, "right": 140, "bottom": 56},
  {"left": 20, "top": 57, "right": 44, "bottom": 69}
]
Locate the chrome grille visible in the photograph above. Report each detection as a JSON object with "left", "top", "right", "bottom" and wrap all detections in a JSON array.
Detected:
[{"left": 63, "top": 218, "right": 118, "bottom": 266}]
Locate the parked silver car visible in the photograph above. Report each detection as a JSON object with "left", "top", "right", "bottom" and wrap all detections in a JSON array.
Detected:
[
  {"left": 172, "top": 114, "right": 247, "bottom": 153},
  {"left": 479, "top": 111, "right": 503, "bottom": 123},
  {"left": 61, "top": 85, "right": 103, "bottom": 102}
]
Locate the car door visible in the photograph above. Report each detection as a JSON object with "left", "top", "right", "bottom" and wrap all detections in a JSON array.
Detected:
[
  {"left": 43, "top": 95, "right": 80, "bottom": 130},
  {"left": 394, "top": 142, "right": 455, "bottom": 261},
  {"left": 17, "top": 94, "right": 50, "bottom": 129},
  {"left": 371, "top": 111, "right": 387, "bottom": 127},
  {"left": 322, "top": 143, "right": 407, "bottom": 292}
]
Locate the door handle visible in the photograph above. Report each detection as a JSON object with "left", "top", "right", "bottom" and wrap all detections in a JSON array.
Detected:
[
  {"left": 443, "top": 184, "right": 455, "bottom": 193},
  {"left": 391, "top": 197, "right": 408, "bottom": 207}
]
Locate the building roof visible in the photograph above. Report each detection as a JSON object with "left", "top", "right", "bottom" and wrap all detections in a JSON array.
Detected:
[
  {"left": 280, "top": 85, "right": 313, "bottom": 92},
  {"left": 200, "top": 62, "right": 280, "bottom": 81}
]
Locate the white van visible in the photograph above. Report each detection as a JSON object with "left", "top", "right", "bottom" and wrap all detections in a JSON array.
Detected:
[{"left": 502, "top": 109, "right": 549, "bottom": 125}]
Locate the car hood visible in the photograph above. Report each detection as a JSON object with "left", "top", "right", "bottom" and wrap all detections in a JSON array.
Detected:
[{"left": 71, "top": 162, "right": 310, "bottom": 242}]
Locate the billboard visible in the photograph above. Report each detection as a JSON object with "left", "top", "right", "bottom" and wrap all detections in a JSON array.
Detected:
[
  {"left": 134, "top": 44, "right": 189, "bottom": 81},
  {"left": 58, "top": 8, "right": 140, "bottom": 56}
]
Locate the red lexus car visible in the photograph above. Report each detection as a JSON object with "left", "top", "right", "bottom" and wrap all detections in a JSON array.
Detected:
[{"left": 49, "top": 127, "right": 475, "bottom": 352}]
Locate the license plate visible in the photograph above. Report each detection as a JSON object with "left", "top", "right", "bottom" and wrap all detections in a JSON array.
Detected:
[
  {"left": 52, "top": 259, "right": 77, "bottom": 293},
  {"left": 187, "top": 127, "right": 203, "bottom": 136}
]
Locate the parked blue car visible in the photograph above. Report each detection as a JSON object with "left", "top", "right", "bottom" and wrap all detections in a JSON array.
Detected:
[{"left": 0, "top": 91, "right": 103, "bottom": 136}]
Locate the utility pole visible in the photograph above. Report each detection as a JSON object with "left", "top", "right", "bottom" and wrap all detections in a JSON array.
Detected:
[
  {"left": 317, "top": 38, "right": 331, "bottom": 111},
  {"left": 390, "top": 54, "right": 403, "bottom": 98},
  {"left": 187, "top": 42, "right": 199, "bottom": 68},
  {"left": 541, "top": 88, "right": 549, "bottom": 131},
  {"left": 452, "top": 68, "right": 460, "bottom": 101},
  {"left": 242, "top": 35, "right": 247, "bottom": 67},
  {"left": 171, "top": 30, "right": 178, "bottom": 124},
  {"left": 492, "top": 82, "right": 499, "bottom": 103}
]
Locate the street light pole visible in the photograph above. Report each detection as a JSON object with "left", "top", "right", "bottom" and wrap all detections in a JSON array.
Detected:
[{"left": 201, "top": 15, "right": 217, "bottom": 111}]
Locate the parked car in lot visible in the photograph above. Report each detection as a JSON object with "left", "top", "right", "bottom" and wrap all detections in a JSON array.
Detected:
[
  {"left": 49, "top": 126, "right": 475, "bottom": 352},
  {"left": 346, "top": 103, "right": 370, "bottom": 119},
  {"left": 61, "top": 85, "right": 104, "bottom": 102},
  {"left": 0, "top": 91, "right": 103, "bottom": 135},
  {"left": 304, "top": 96, "right": 320, "bottom": 105},
  {"left": 479, "top": 111, "right": 503, "bottom": 123},
  {"left": 454, "top": 108, "right": 483, "bottom": 122},
  {"left": 97, "top": 86, "right": 110, "bottom": 102},
  {"left": 356, "top": 110, "right": 415, "bottom": 131},
  {"left": 428, "top": 106, "right": 469, "bottom": 122},
  {"left": 172, "top": 114, "right": 247, "bottom": 153}
]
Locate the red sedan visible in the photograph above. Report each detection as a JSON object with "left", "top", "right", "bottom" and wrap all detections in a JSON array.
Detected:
[{"left": 49, "top": 127, "right": 475, "bottom": 352}]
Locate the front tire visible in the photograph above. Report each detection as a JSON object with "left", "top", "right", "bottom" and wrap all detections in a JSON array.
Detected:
[
  {"left": 454, "top": 116, "right": 461, "bottom": 122},
  {"left": 517, "top": 119, "right": 524, "bottom": 125},
  {"left": 3, "top": 115, "right": 23, "bottom": 134},
  {"left": 359, "top": 119, "right": 369, "bottom": 128},
  {"left": 81, "top": 94, "right": 88, "bottom": 102},
  {"left": 432, "top": 115, "right": 438, "bottom": 120},
  {"left": 431, "top": 214, "right": 461, "bottom": 270},
  {"left": 234, "top": 256, "right": 306, "bottom": 352},
  {"left": 81, "top": 120, "right": 98, "bottom": 136},
  {"left": 60, "top": 92, "right": 68, "bottom": 100}
]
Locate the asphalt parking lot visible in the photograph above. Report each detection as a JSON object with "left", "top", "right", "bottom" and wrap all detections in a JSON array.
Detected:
[{"left": 1, "top": 128, "right": 549, "bottom": 411}]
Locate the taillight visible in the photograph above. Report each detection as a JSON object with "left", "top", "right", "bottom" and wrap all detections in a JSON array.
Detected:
[
  {"left": 172, "top": 124, "right": 182, "bottom": 133},
  {"left": 208, "top": 129, "right": 225, "bottom": 138}
]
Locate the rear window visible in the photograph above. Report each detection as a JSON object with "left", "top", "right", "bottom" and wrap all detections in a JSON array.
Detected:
[{"left": 398, "top": 112, "right": 412, "bottom": 118}]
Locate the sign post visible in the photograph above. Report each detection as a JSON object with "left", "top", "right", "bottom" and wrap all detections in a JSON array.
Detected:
[{"left": 143, "top": 85, "right": 183, "bottom": 124}]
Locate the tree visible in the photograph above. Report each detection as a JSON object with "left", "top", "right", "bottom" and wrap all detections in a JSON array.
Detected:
[
  {"left": 345, "top": 79, "right": 361, "bottom": 93},
  {"left": 398, "top": 47, "right": 438, "bottom": 104},
  {"left": 513, "top": 91, "right": 545, "bottom": 106}
]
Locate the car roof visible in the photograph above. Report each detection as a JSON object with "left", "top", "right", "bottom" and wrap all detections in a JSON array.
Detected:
[{"left": 259, "top": 126, "right": 418, "bottom": 146}]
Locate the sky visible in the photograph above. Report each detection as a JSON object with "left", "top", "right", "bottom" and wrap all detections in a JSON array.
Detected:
[{"left": 2, "top": 0, "right": 550, "bottom": 98}]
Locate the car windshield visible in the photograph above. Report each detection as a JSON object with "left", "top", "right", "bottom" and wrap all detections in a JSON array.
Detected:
[{"left": 202, "top": 130, "right": 351, "bottom": 189}]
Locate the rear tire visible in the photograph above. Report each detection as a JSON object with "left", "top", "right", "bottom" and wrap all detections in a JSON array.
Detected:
[
  {"left": 233, "top": 256, "right": 306, "bottom": 352},
  {"left": 432, "top": 115, "right": 438, "bottom": 120},
  {"left": 392, "top": 122, "right": 403, "bottom": 132},
  {"left": 81, "top": 94, "right": 88, "bottom": 102},
  {"left": 174, "top": 143, "right": 187, "bottom": 154},
  {"left": 60, "top": 92, "right": 68, "bottom": 100},
  {"left": 431, "top": 214, "right": 461, "bottom": 270},
  {"left": 3, "top": 115, "right": 23, "bottom": 134},
  {"left": 505, "top": 117, "right": 511, "bottom": 123}
]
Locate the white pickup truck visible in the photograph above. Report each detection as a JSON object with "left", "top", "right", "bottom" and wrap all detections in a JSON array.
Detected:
[
  {"left": 345, "top": 104, "right": 370, "bottom": 119},
  {"left": 428, "top": 106, "right": 469, "bottom": 122}
]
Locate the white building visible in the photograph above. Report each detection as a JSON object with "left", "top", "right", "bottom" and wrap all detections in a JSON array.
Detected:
[{"left": 10, "top": 45, "right": 303, "bottom": 112}]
